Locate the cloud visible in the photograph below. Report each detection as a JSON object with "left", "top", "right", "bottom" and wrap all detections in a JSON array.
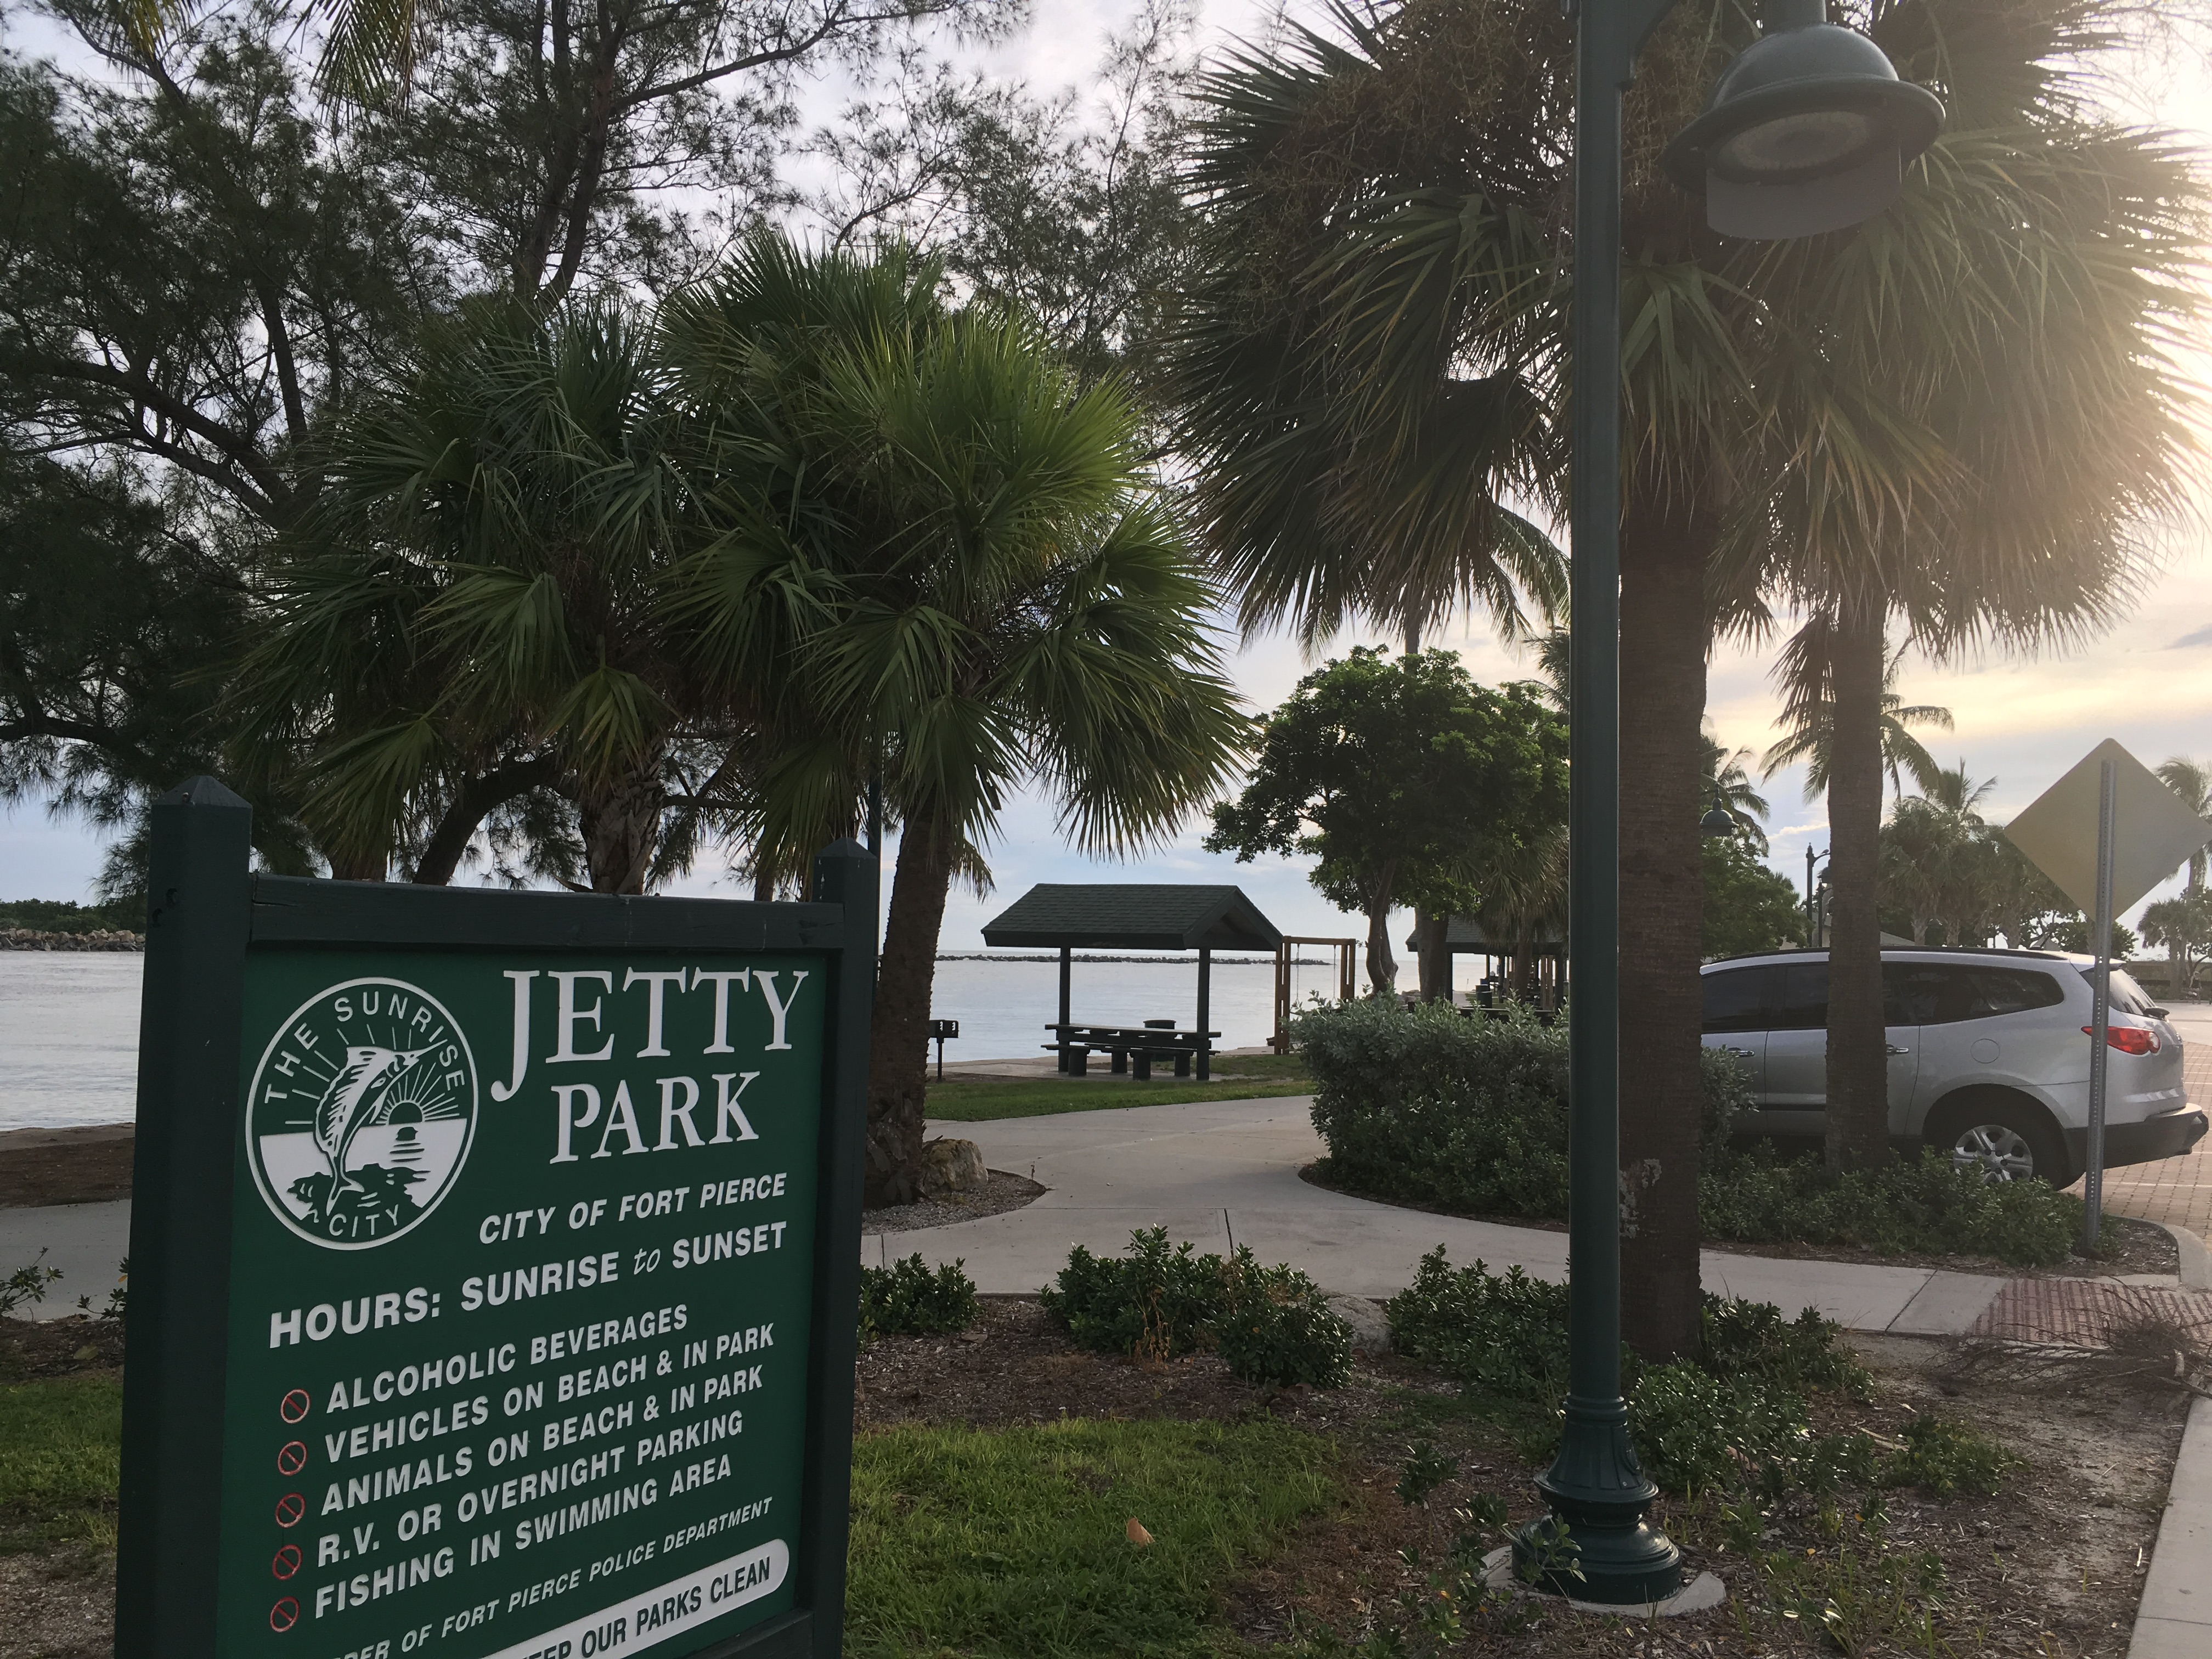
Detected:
[{"left": 2169, "top": 624, "right": 2212, "bottom": 650}]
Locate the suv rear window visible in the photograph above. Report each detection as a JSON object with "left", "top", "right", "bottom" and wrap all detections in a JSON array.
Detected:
[
  {"left": 1887, "top": 964, "right": 2066, "bottom": 1024},
  {"left": 2084, "top": 968, "right": 2155, "bottom": 1015}
]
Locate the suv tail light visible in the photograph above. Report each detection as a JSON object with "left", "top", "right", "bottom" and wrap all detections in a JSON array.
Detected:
[{"left": 2086, "top": 1024, "right": 2160, "bottom": 1055}]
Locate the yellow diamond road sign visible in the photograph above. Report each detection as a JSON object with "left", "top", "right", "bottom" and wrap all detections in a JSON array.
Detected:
[{"left": 2001, "top": 739, "right": 2212, "bottom": 917}]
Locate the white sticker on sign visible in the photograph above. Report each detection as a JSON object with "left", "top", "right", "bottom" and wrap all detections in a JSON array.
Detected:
[{"left": 483, "top": 1539, "right": 789, "bottom": 1659}]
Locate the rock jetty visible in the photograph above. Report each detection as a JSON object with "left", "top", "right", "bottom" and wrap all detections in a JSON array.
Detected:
[{"left": 0, "top": 928, "right": 144, "bottom": 951}]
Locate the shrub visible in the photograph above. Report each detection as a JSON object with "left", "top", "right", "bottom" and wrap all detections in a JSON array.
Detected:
[
  {"left": 1884, "top": 1415, "right": 2020, "bottom": 1498},
  {"left": 1296, "top": 998, "right": 1743, "bottom": 1221},
  {"left": 1383, "top": 1250, "right": 1934, "bottom": 1502},
  {"left": 1041, "top": 1228, "right": 1232, "bottom": 1359},
  {"left": 1214, "top": 1255, "right": 1353, "bottom": 1388},
  {"left": 1701, "top": 1297, "right": 1870, "bottom": 1398},
  {"left": 1041, "top": 1228, "right": 1353, "bottom": 1388},
  {"left": 1385, "top": 1248, "right": 1571, "bottom": 1400},
  {"left": 1699, "top": 1143, "right": 2076, "bottom": 1267},
  {"left": 861, "top": 1254, "right": 978, "bottom": 1338},
  {"left": 1296, "top": 997, "right": 2076, "bottom": 1266}
]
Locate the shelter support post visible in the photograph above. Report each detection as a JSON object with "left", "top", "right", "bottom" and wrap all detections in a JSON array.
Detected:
[
  {"left": 1058, "top": 946, "right": 1073, "bottom": 1074},
  {"left": 1272, "top": 943, "right": 1290, "bottom": 1053},
  {"left": 1197, "top": 947, "right": 1212, "bottom": 1080}
]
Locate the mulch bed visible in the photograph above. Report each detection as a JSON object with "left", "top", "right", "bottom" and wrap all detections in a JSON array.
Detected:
[
  {"left": 0, "top": 1311, "right": 125, "bottom": 1383},
  {"left": 1301, "top": 1164, "right": 2183, "bottom": 1279},
  {"left": 0, "top": 1297, "right": 2192, "bottom": 1658},
  {"left": 863, "top": 1169, "right": 1046, "bottom": 1236},
  {"left": 857, "top": 1298, "right": 2193, "bottom": 1657}
]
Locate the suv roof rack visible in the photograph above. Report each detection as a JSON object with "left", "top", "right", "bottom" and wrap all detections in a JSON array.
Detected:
[{"left": 1703, "top": 944, "right": 2076, "bottom": 966}]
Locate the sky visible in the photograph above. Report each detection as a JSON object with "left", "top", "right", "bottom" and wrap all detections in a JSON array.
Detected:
[{"left": 4, "top": 0, "right": 2210, "bottom": 949}]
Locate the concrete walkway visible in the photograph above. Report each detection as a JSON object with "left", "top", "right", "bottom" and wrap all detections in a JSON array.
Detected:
[{"left": 877, "top": 1095, "right": 2013, "bottom": 1336}]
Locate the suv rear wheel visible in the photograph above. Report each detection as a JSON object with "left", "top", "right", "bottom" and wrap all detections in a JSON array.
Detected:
[{"left": 1925, "top": 1092, "right": 2074, "bottom": 1188}]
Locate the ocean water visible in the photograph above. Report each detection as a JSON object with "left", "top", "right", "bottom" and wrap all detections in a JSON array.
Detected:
[
  {"left": 0, "top": 951, "right": 1347, "bottom": 1131},
  {"left": 0, "top": 954, "right": 144, "bottom": 1132}
]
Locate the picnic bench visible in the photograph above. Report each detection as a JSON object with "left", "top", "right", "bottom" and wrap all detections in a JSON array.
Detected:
[{"left": 1046, "top": 1020, "right": 1221, "bottom": 1080}]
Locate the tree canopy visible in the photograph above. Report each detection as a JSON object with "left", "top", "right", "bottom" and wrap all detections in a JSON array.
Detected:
[{"left": 1205, "top": 647, "right": 1567, "bottom": 993}]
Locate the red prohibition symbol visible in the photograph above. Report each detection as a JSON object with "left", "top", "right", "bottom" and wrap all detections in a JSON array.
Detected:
[
  {"left": 273, "top": 1492, "right": 306, "bottom": 1528},
  {"left": 276, "top": 1441, "right": 308, "bottom": 1476},
  {"left": 279, "top": 1389, "right": 311, "bottom": 1424},
  {"left": 272, "top": 1544, "right": 302, "bottom": 1580},
  {"left": 269, "top": 1599, "right": 300, "bottom": 1633}
]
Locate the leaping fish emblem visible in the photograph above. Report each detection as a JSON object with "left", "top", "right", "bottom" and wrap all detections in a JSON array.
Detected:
[{"left": 312, "top": 1045, "right": 438, "bottom": 1192}]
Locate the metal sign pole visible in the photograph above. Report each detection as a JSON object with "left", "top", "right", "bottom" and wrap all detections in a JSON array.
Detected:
[{"left": 2085, "top": 758, "right": 2117, "bottom": 1249}]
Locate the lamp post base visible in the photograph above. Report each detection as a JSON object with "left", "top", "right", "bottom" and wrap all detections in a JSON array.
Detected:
[{"left": 1511, "top": 1407, "right": 1682, "bottom": 1605}]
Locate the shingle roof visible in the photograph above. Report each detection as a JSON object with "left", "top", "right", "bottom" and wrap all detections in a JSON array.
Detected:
[
  {"left": 981, "top": 884, "right": 1282, "bottom": 951},
  {"left": 1402, "top": 916, "right": 1567, "bottom": 953}
]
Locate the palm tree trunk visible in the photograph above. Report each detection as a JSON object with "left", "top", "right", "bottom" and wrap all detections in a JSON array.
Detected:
[
  {"left": 1617, "top": 487, "right": 1710, "bottom": 1363},
  {"left": 578, "top": 760, "right": 663, "bottom": 894},
  {"left": 1825, "top": 602, "right": 1890, "bottom": 1171},
  {"left": 865, "top": 815, "right": 955, "bottom": 1206},
  {"left": 1414, "top": 907, "right": 1453, "bottom": 1002},
  {"left": 1364, "top": 863, "right": 1400, "bottom": 995}
]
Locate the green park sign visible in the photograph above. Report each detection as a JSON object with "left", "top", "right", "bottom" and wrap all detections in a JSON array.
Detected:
[{"left": 117, "top": 780, "right": 876, "bottom": 1659}]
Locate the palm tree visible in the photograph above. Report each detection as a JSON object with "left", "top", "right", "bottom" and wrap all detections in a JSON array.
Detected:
[
  {"left": 230, "top": 300, "right": 698, "bottom": 891},
  {"left": 1163, "top": 4, "right": 1568, "bottom": 658},
  {"left": 2140, "top": 890, "right": 2212, "bottom": 1001},
  {"left": 1878, "top": 763, "right": 1994, "bottom": 943},
  {"left": 1760, "top": 632, "right": 1951, "bottom": 802},
  {"left": 662, "top": 237, "right": 1245, "bottom": 1204},
  {"left": 2157, "top": 758, "right": 2212, "bottom": 891},
  {"left": 1164, "top": 0, "right": 1847, "bottom": 1359},
  {"left": 1726, "top": 0, "right": 2202, "bottom": 1171},
  {"left": 1702, "top": 735, "right": 1769, "bottom": 849}
]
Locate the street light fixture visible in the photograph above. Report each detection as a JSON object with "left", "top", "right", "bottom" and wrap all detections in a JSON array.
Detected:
[
  {"left": 1525, "top": 0, "right": 1941, "bottom": 1608},
  {"left": 1701, "top": 793, "right": 1737, "bottom": 838},
  {"left": 1663, "top": 0, "right": 1945, "bottom": 239}
]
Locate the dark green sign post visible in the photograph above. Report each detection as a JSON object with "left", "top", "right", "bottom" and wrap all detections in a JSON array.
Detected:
[{"left": 118, "top": 778, "right": 876, "bottom": 1659}]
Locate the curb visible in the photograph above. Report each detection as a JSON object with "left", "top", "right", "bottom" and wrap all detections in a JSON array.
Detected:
[
  {"left": 2153, "top": 1221, "right": 2212, "bottom": 1291},
  {"left": 2128, "top": 1393, "right": 2212, "bottom": 1657}
]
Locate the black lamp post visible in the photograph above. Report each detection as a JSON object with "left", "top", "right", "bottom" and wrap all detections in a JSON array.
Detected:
[
  {"left": 1701, "top": 793, "right": 1738, "bottom": 838},
  {"left": 1519, "top": 0, "right": 1940, "bottom": 1607}
]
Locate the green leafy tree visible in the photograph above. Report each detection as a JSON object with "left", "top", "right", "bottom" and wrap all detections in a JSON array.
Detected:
[
  {"left": 0, "top": 20, "right": 442, "bottom": 535},
  {"left": 661, "top": 237, "right": 1245, "bottom": 1204},
  {"left": 1205, "top": 648, "right": 1567, "bottom": 997},
  {"left": 0, "top": 449, "right": 314, "bottom": 890},
  {"left": 812, "top": 0, "right": 1198, "bottom": 394},
  {"left": 1701, "top": 840, "right": 1805, "bottom": 960}
]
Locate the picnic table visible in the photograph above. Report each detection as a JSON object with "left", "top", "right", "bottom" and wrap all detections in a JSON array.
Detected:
[{"left": 1046, "top": 1020, "right": 1220, "bottom": 1081}]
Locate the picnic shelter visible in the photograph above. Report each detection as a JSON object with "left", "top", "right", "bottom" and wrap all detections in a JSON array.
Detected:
[{"left": 979, "top": 884, "right": 1283, "bottom": 1079}]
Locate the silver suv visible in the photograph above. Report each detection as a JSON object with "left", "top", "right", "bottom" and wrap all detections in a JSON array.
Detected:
[{"left": 1699, "top": 947, "right": 2207, "bottom": 1186}]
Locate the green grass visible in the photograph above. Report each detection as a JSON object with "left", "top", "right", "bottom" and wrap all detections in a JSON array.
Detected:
[
  {"left": 845, "top": 1417, "right": 1337, "bottom": 1658},
  {"left": 927, "top": 1054, "right": 1312, "bottom": 1122},
  {"left": 0, "top": 1376, "right": 122, "bottom": 1552}
]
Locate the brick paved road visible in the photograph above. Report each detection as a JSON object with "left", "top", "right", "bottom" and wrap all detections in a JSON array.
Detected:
[{"left": 2069, "top": 1003, "right": 2212, "bottom": 1242}]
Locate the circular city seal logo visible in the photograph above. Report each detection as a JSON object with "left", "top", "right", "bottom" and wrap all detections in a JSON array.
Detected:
[{"left": 246, "top": 978, "right": 478, "bottom": 1250}]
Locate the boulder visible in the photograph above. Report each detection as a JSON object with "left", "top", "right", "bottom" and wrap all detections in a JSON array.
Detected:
[
  {"left": 917, "top": 1137, "right": 989, "bottom": 1197},
  {"left": 1324, "top": 1293, "right": 1392, "bottom": 1355}
]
